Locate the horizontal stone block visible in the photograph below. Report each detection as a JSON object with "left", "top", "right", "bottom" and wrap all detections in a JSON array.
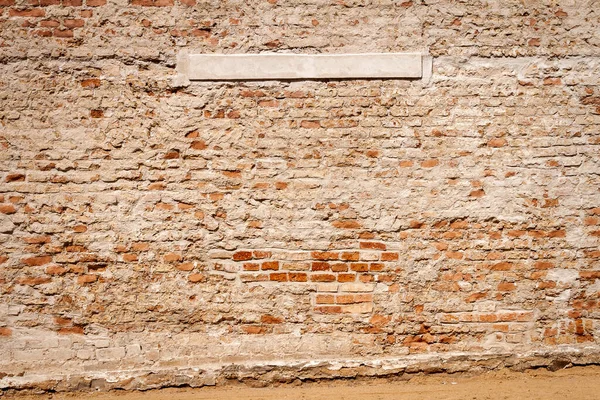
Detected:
[{"left": 178, "top": 53, "right": 425, "bottom": 81}]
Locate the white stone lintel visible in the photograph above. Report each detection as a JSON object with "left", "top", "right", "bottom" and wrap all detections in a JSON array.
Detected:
[{"left": 178, "top": 52, "right": 426, "bottom": 81}]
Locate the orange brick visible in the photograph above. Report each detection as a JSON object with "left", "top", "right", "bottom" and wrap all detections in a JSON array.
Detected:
[
  {"left": 369, "top": 263, "right": 385, "bottom": 271},
  {"left": 22, "top": 255, "right": 52, "bottom": 266},
  {"left": 243, "top": 263, "right": 260, "bottom": 271},
  {"left": 316, "top": 294, "right": 335, "bottom": 304},
  {"left": 289, "top": 272, "right": 307, "bottom": 282},
  {"left": 77, "top": 275, "right": 97, "bottom": 284},
  {"left": 350, "top": 263, "right": 368, "bottom": 272},
  {"left": 341, "top": 252, "right": 360, "bottom": 261},
  {"left": 337, "top": 273, "right": 355, "bottom": 282},
  {"left": 164, "top": 253, "right": 181, "bottom": 262},
  {"left": 58, "top": 326, "right": 85, "bottom": 335},
  {"left": 132, "top": 242, "right": 150, "bottom": 251},
  {"left": 381, "top": 252, "right": 399, "bottom": 261},
  {"left": 498, "top": 282, "right": 516, "bottom": 291},
  {"left": 331, "top": 263, "right": 348, "bottom": 272},
  {"left": 311, "top": 251, "right": 338, "bottom": 260},
  {"left": 262, "top": 261, "right": 279, "bottom": 271},
  {"left": 261, "top": 314, "right": 283, "bottom": 324},
  {"left": 534, "top": 261, "right": 554, "bottom": 270},
  {"left": 311, "top": 261, "right": 330, "bottom": 271},
  {"left": 310, "top": 274, "right": 336, "bottom": 282},
  {"left": 233, "top": 251, "right": 253, "bottom": 261},
  {"left": 360, "top": 242, "right": 386, "bottom": 250},
  {"left": 269, "top": 272, "right": 288, "bottom": 282},
  {"left": 253, "top": 251, "right": 271, "bottom": 259},
  {"left": 188, "top": 273, "right": 205, "bottom": 283}
]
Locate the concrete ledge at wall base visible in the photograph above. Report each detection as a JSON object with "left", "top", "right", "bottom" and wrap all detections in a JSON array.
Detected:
[
  {"left": 174, "top": 52, "right": 428, "bottom": 84},
  {"left": 1, "top": 348, "right": 598, "bottom": 393}
]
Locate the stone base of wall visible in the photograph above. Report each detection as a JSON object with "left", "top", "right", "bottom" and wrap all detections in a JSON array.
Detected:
[{"left": 3, "top": 346, "right": 600, "bottom": 394}]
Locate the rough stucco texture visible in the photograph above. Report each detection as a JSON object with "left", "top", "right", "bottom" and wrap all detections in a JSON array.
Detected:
[{"left": 1, "top": 0, "right": 600, "bottom": 391}]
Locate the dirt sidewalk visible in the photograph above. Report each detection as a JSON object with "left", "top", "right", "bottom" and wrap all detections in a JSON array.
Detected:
[{"left": 4, "top": 366, "right": 600, "bottom": 400}]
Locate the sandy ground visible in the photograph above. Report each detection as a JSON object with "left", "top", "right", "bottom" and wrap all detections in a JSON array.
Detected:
[{"left": 5, "top": 366, "right": 600, "bottom": 400}]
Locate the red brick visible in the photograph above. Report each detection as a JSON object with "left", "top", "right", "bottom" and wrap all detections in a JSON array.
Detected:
[
  {"left": 359, "top": 242, "right": 386, "bottom": 250},
  {"left": 337, "top": 273, "right": 355, "bottom": 282},
  {"left": 86, "top": 0, "right": 106, "bottom": 5},
  {"left": 77, "top": 274, "right": 97, "bottom": 284},
  {"left": 22, "top": 255, "right": 52, "bottom": 266},
  {"left": 253, "top": 250, "right": 271, "bottom": 259},
  {"left": 240, "top": 90, "right": 266, "bottom": 98},
  {"left": 543, "top": 77, "right": 561, "bottom": 85},
  {"left": 381, "top": 252, "right": 398, "bottom": 261},
  {"left": 331, "top": 263, "right": 348, "bottom": 272},
  {"left": 53, "top": 28, "right": 73, "bottom": 37},
  {"left": 262, "top": 261, "right": 279, "bottom": 271},
  {"left": 369, "top": 263, "right": 385, "bottom": 271},
  {"left": 288, "top": 272, "right": 307, "bottom": 282},
  {"left": 58, "top": 326, "right": 85, "bottom": 335},
  {"left": 350, "top": 263, "right": 368, "bottom": 272},
  {"left": 131, "top": 242, "right": 150, "bottom": 251},
  {"left": 446, "top": 251, "right": 463, "bottom": 260},
  {"left": 534, "top": 261, "right": 554, "bottom": 270},
  {"left": 315, "top": 294, "right": 334, "bottom": 304},
  {"left": 491, "top": 262, "right": 513, "bottom": 271},
  {"left": 341, "top": 252, "right": 360, "bottom": 261},
  {"left": 188, "top": 273, "right": 205, "bottom": 283},
  {"left": 9, "top": 8, "right": 45, "bottom": 17},
  {"left": 123, "top": 253, "right": 138, "bottom": 262},
  {"left": 258, "top": 99, "right": 278, "bottom": 107},
  {"left": 242, "top": 325, "right": 266, "bottom": 334},
  {"left": 311, "top": 261, "right": 330, "bottom": 271},
  {"left": 17, "top": 276, "right": 51, "bottom": 286},
  {"left": 269, "top": 272, "right": 287, "bottom": 282},
  {"left": 311, "top": 251, "right": 338, "bottom": 261},
  {"left": 233, "top": 251, "right": 252, "bottom": 261},
  {"left": 421, "top": 159, "right": 439, "bottom": 168},
  {"left": 131, "top": 0, "right": 173, "bottom": 5},
  {"left": 190, "top": 140, "right": 208, "bottom": 150},
  {"left": 498, "top": 282, "right": 516, "bottom": 291},
  {"left": 163, "top": 253, "right": 181, "bottom": 262},
  {"left": 332, "top": 220, "right": 361, "bottom": 229},
  {"left": 5, "top": 173, "right": 25, "bottom": 182},
  {"left": 46, "top": 265, "right": 67, "bottom": 275},
  {"left": 243, "top": 263, "right": 259, "bottom": 271},
  {"left": 261, "top": 314, "right": 283, "bottom": 324},
  {"left": 487, "top": 138, "right": 507, "bottom": 147},
  {"left": 310, "top": 274, "right": 335, "bottom": 282},
  {"left": 300, "top": 120, "right": 320, "bottom": 129},
  {"left": 40, "top": 19, "right": 60, "bottom": 27},
  {"left": 0, "top": 204, "right": 16, "bottom": 214},
  {"left": 177, "top": 262, "right": 194, "bottom": 271}
]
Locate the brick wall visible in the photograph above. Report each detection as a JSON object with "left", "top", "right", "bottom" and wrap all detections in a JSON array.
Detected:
[{"left": 1, "top": 0, "right": 600, "bottom": 391}]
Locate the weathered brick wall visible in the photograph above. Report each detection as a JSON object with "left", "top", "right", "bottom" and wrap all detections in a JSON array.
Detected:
[{"left": 1, "top": 0, "right": 600, "bottom": 391}]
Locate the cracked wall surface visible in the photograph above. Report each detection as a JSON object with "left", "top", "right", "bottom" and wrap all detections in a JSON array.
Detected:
[{"left": 1, "top": 0, "right": 600, "bottom": 391}]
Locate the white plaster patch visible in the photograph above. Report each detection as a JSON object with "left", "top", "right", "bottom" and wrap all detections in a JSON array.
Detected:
[{"left": 547, "top": 269, "right": 579, "bottom": 284}]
